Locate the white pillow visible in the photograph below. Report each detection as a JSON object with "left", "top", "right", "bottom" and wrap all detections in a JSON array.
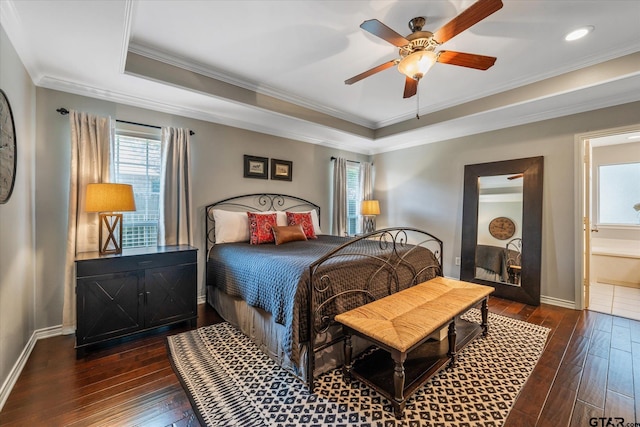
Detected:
[
  {"left": 264, "top": 210, "right": 288, "bottom": 226},
  {"left": 287, "top": 210, "right": 322, "bottom": 235},
  {"left": 212, "top": 209, "right": 250, "bottom": 243}
]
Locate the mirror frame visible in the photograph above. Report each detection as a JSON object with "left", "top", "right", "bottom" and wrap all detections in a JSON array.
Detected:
[{"left": 461, "top": 156, "right": 544, "bottom": 306}]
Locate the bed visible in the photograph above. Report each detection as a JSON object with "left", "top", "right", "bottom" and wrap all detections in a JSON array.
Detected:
[
  {"left": 475, "top": 238, "right": 522, "bottom": 284},
  {"left": 205, "top": 193, "right": 443, "bottom": 391}
]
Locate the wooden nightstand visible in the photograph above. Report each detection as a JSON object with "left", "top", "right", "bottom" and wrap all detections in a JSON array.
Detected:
[{"left": 75, "top": 245, "right": 197, "bottom": 357}]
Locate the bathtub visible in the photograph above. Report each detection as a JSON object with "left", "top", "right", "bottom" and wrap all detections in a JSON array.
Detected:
[{"left": 591, "top": 238, "right": 640, "bottom": 287}]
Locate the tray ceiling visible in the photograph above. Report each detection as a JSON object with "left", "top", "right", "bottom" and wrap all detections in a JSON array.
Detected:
[{"left": 2, "top": 0, "right": 639, "bottom": 154}]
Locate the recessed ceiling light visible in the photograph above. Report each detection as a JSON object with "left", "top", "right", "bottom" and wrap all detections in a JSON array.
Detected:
[{"left": 565, "top": 26, "right": 594, "bottom": 41}]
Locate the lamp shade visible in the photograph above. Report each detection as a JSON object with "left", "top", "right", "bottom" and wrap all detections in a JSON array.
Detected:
[
  {"left": 361, "top": 200, "right": 380, "bottom": 216},
  {"left": 85, "top": 183, "right": 136, "bottom": 213},
  {"left": 397, "top": 50, "right": 437, "bottom": 80}
]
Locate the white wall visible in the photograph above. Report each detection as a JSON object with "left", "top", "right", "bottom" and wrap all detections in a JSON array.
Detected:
[
  {"left": 373, "top": 101, "right": 640, "bottom": 303},
  {"left": 0, "top": 25, "right": 36, "bottom": 400}
]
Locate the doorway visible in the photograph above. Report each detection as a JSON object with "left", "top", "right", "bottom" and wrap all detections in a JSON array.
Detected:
[{"left": 576, "top": 125, "right": 640, "bottom": 319}]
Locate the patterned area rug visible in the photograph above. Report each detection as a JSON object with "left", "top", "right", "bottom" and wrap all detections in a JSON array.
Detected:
[{"left": 167, "top": 310, "right": 549, "bottom": 427}]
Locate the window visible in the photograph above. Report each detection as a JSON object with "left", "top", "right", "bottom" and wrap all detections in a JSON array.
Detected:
[
  {"left": 346, "top": 162, "right": 361, "bottom": 235},
  {"left": 598, "top": 162, "right": 640, "bottom": 225},
  {"left": 112, "top": 128, "right": 162, "bottom": 248}
]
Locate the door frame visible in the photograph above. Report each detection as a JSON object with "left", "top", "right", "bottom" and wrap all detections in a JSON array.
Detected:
[{"left": 574, "top": 124, "right": 640, "bottom": 309}]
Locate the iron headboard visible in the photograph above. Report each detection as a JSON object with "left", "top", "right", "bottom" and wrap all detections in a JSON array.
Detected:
[{"left": 205, "top": 193, "right": 321, "bottom": 252}]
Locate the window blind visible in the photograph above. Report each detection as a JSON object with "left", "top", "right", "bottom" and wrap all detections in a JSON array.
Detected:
[{"left": 112, "top": 133, "right": 161, "bottom": 248}]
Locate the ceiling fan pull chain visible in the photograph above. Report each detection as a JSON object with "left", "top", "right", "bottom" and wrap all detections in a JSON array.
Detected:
[{"left": 416, "top": 84, "right": 420, "bottom": 119}]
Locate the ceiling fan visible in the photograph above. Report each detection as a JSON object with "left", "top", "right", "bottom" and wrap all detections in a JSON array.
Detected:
[{"left": 345, "top": 0, "right": 503, "bottom": 99}]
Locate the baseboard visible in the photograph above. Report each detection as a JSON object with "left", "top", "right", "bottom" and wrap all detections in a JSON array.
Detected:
[
  {"left": 197, "top": 294, "right": 206, "bottom": 305},
  {"left": 443, "top": 276, "right": 578, "bottom": 310},
  {"left": 0, "top": 324, "right": 62, "bottom": 411},
  {"left": 540, "top": 295, "right": 577, "bottom": 309}
]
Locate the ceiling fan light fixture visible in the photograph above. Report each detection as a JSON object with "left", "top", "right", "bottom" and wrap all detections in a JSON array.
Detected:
[
  {"left": 564, "top": 26, "right": 594, "bottom": 41},
  {"left": 397, "top": 50, "right": 437, "bottom": 80}
]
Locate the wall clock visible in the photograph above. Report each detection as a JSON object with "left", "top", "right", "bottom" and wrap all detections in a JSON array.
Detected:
[
  {"left": 0, "top": 89, "right": 17, "bottom": 204},
  {"left": 488, "top": 216, "right": 516, "bottom": 240}
]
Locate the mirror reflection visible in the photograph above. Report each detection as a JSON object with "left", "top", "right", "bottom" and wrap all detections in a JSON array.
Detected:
[{"left": 474, "top": 174, "right": 523, "bottom": 286}]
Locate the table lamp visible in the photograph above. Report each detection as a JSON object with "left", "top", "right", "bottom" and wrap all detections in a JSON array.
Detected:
[
  {"left": 361, "top": 200, "right": 380, "bottom": 233},
  {"left": 85, "top": 183, "right": 136, "bottom": 255}
]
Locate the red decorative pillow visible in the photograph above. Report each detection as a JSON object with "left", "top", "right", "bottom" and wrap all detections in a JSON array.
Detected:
[
  {"left": 286, "top": 212, "right": 317, "bottom": 239},
  {"left": 247, "top": 212, "right": 277, "bottom": 244}
]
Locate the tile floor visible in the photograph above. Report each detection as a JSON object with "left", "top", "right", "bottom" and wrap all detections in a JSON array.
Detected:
[{"left": 588, "top": 282, "right": 640, "bottom": 320}]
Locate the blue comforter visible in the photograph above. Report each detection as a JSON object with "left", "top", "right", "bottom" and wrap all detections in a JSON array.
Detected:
[{"left": 207, "top": 235, "right": 439, "bottom": 363}]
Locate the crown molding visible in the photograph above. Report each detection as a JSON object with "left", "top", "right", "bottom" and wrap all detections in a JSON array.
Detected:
[
  {"left": 370, "top": 77, "right": 640, "bottom": 155},
  {"left": 375, "top": 45, "right": 640, "bottom": 129},
  {"left": 37, "top": 75, "right": 374, "bottom": 154},
  {"left": 127, "top": 43, "right": 377, "bottom": 129},
  {"left": 118, "top": 0, "right": 134, "bottom": 74}
]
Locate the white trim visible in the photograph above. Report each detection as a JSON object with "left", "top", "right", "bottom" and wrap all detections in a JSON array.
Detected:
[
  {"left": 118, "top": 0, "right": 134, "bottom": 74},
  {"left": 596, "top": 224, "right": 640, "bottom": 230},
  {"left": 127, "top": 44, "right": 376, "bottom": 129},
  {"left": 37, "top": 75, "right": 375, "bottom": 155},
  {"left": 197, "top": 294, "right": 206, "bottom": 305},
  {"left": 0, "top": 325, "right": 62, "bottom": 411},
  {"left": 540, "top": 295, "right": 577, "bottom": 310}
]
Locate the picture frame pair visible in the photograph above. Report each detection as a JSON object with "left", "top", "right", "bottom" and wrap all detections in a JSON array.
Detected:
[{"left": 243, "top": 155, "right": 292, "bottom": 181}]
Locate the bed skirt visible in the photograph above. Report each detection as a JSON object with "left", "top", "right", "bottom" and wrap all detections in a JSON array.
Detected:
[{"left": 207, "top": 286, "right": 371, "bottom": 381}]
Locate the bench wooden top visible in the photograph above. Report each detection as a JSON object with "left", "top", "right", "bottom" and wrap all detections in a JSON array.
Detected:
[{"left": 335, "top": 277, "right": 494, "bottom": 353}]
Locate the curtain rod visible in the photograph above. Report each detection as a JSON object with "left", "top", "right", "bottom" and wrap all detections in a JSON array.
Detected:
[
  {"left": 331, "top": 156, "right": 360, "bottom": 164},
  {"left": 56, "top": 108, "right": 195, "bottom": 136},
  {"left": 330, "top": 156, "right": 373, "bottom": 165}
]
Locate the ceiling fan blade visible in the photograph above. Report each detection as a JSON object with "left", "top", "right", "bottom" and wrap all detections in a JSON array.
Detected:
[
  {"left": 437, "top": 51, "right": 497, "bottom": 70},
  {"left": 508, "top": 173, "right": 524, "bottom": 180},
  {"left": 403, "top": 76, "right": 418, "bottom": 99},
  {"left": 433, "top": 0, "right": 503, "bottom": 44},
  {"left": 345, "top": 60, "right": 397, "bottom": 85},
  {"left": 360, "top": 19, "right": 410, "bottom": 47}
]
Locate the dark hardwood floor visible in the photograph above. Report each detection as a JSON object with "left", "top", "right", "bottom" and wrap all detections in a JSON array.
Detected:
[{"left": 1, "top": 298, "right": 638, "bottom": 426}]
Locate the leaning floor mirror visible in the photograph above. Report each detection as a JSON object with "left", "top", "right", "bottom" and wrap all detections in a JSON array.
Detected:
[{"left": 461, "top": 156, "right": 544, "bottom": 305}]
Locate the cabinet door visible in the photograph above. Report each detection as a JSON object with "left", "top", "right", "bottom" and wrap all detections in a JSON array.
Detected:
[
  {"left": 144, "top": 263, "right": 196, "bottom": 328},
  {"left": 76, "top": 271, "right": 143, "bottom": 346}
]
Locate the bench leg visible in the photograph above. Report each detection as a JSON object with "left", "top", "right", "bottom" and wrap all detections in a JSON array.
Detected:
[
  {"left": 481, "top": 297, "right": 489, "bottom": 337},
  {"left": 391, "top": 351, "right": 407, "bottom": 419},
  {"left": 447, "top": 320, "right": 457, "bottom": 368},
  {"left": 342, "top": 331, "right": 353, "bottom": 383}
]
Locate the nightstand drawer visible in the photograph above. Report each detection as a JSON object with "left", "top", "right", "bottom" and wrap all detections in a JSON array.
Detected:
[{"left": 76, "top": 248, "right": 196, "bottom": 277}]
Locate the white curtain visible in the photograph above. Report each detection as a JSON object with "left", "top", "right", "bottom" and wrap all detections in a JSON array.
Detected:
[
  {"left": 62, "top": 111, "right": 113, "bottom": 333},
  {"left": 332, "top": 157, "right": 347, "bottom": 236},
  {"left": 159, "top": 127, "right": 192, "bottom": 246},
  {"left": 360, "top": 161, "right": 374, "bottom": 232},
  {"left": 361, "top": 161, "right": 373, "bottom": 200}
]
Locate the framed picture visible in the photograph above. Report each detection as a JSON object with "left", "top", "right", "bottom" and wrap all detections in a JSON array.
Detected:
[
  {"left": 271, "top": 159, "right": 292, "bottom": 181},
  {"left": 243, "top": 155, "right": 268, "bottom": 179}
]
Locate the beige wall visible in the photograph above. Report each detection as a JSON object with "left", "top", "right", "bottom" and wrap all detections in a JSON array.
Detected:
[
  {"left": 373, "top": 101, "right": 640, "bottom": 303},
  {"left": 33, "top": 88, "right": 369, "bottom": 330},
  {"left": 2, "top": 18, "right": 640, "bottom": 407},
  {"left": 0, "top": 26, "right": 37, "bottom": 400}
]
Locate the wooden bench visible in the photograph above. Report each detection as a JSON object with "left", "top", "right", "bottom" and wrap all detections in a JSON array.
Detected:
[{"left": 335, "top": 276, "right": 494, "bottom": 418}]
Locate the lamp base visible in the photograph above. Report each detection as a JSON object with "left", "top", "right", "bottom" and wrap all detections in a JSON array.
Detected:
[
  {"left": 98, "top": 213, "right": 123, "bottom": 255},
  {"left": 363, "top": 216, "right": 376, "bottom": 234}
]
